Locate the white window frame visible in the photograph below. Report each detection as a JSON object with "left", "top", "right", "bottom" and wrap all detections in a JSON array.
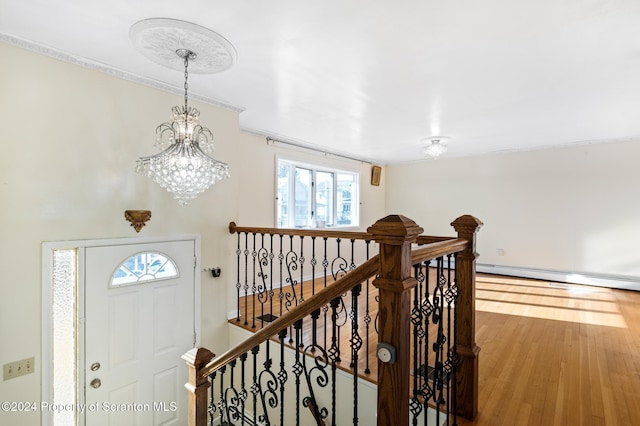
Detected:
[{"left": 275, "top": 157, "right": 360, "bottom": 229}]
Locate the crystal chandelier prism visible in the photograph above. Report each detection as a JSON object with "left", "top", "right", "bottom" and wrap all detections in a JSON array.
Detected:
[{"left": 136, "top": 49, "right": 229, "bottom": 206}]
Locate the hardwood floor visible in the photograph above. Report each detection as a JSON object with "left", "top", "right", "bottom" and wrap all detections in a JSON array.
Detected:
[{"left": 230, "top": 273, "right": 640, "bottom": 425}]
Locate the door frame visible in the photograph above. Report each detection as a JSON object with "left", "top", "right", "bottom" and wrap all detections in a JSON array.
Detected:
[{"left": 42, "top": 234, "right": 202, "bottom": 426}]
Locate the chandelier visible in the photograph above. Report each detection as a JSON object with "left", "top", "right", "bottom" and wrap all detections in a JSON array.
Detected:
[
  {"left": 131, "top": 18, "right": 235, "bottom": 206},
  {"left": 136, "top": 49, "right": 229, "bottom": 206},
  {"left": 423, "top": 136, "right": 450, "bottom": 158}
]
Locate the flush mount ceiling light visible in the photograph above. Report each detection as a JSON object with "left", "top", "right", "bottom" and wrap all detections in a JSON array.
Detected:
[
  {"left": 423, "top": 136, "right": 450, "bottom": 158},
  {"left": 131, "top": 18, "right": 235, "bottom": 206}
]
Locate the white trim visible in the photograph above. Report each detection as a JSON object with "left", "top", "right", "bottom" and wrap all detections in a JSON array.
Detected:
[
  {"left": 476, "top": 263, "right": 640, "bottom": 292},
  {"left": 0, "top": 32, "right": 244, "bottom": 113},
  {"left": 76, "top": 249, "right": 86, "bottom": 426},
  {"left": 41, "top": 246, "right": 53, "bottom": 426}
]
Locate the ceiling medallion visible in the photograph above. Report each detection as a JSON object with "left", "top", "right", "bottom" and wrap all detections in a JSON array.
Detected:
[{"left": 129, "top": 18, "right": 236, "bottom": 74}]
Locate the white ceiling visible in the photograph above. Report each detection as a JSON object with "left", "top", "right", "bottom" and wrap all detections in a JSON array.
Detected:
[{"left": 2, "top": 0, "right": 640, "bottom": 164}]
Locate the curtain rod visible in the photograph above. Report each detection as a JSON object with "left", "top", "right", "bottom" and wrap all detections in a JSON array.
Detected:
[{"left": 266, "top": 137, "right": 373, "bottom": 165}]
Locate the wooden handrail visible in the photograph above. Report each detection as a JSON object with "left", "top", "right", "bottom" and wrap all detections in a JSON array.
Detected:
[
  {"left": 412, "top": 238, "right": 468, "bottom": 263},
  {"left": 229, "top": 221, "right": 374, "bottom": 240},
  {"left": 229, "top": 221, "right": 456, "bottom": 245}
]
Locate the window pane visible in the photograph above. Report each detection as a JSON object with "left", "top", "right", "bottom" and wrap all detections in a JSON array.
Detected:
[
  {"left": 52, "top": 249, "right": 77, "bottom": 426},
  {"left": 315, "top": 171, "right": 334, "bottom": 227},
  {"left": 337, "top": 173, "right": 357, "bottom": 226},
  {"left": 112, "top": 252, "right": 178, "bottom": 286},
  {"left": 277, "top": 163, "right": 290, "bottom": 227},
  {"left": 276, "top": 159, "right": 359, "bottom": 228},
  {"left": 294, "top": 167, "right": 312, "bottom": 227}
]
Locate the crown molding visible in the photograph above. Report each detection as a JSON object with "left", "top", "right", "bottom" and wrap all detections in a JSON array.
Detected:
[{"left": 0, "top": 32, "right": 245, "bottom": 113}]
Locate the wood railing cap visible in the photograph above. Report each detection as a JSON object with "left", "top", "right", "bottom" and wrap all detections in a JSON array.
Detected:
[
  {"left": 367, "top": 214, "right": 424, "bottom": 244},
  {"left": 451, "top": 215, "right": 483, "bottom": 234},
  {"left": 182, "top": 347, "right": 215, "bottom": 369}
]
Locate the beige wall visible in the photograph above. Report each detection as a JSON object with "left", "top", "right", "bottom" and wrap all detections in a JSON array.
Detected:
[
  {"left": 0, "top": 42, "right": 242, "bottom": 423},
  {"left": 0, "top": 41, "right": 386, "bottom": 424},
  {"left": 385, "top": 139, "right": 640, "bottom": 281}
]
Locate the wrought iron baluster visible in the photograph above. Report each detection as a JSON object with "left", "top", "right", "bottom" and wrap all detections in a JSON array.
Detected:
[
  {"left": 285, "top": 235, "right": 299, "bottom": 344},
  {"left": 443, "top": 253, "right": 460, "bottom": 425},
  {"left": 250, "top": 346, "right": 260, "bottom": 425},
  {"left": 293, "top": 319, "right": 303, "bottom": 426},
  {"left": 445, "top": 255, "right": 453, "bottom": 419},
  {"left": 278, "top": 235, "right": 284, "bottom": 318},
  {"left": 224, "top": 360, "right": 242, "bottom": 424},
  {"left": 299, "top": 236, "right": 305, "bottom": 303},
  {"left": 350, "top": 283, "right": 362, "bottom": 425},
  {"left": 421, "top": 260, "right": 434, "bottom": 416},
  {"left": 243, "top": 233, "right": 250, "bottom": 325},
  {"left": 257, "top": 234, "right": 270, "bottom": 328},
  {"left": 331, "top": 238, "right": 348, "bottom": 280},
  {"left": 240, "top": 353, "right": 248, "bottom": 426},
  {"left": 218, "top": 365, "right": 226, "bottom": 426},
  {"left": 349, "top": 239, "right": 356, "bottom": 271},
  {"left": 269, "top": 234, "right": 275, "bottom": 324},
  {"left": 235, "top": 233, "right": 241, "bottom": 322},
  {"left": 432, "top": 257, "right": 447, "bottom": 424},
  {"left": 302, "top": 308, "right": 329, "bottom": 424},
  {"left": 209, "top": 371, "right": 217, "bottom": 425},
  {"left": 251, "top": 233, "right": 257, "bottom": 328},
  {"left": 364, "top": 240, "right": 372, "bottom": 375},
  {"left": 277, "top": 329, "right": 288, "bottom": 425},
  {"left": 311, "top": 236, "right": 317, "bottom": 296},
  {"left": 322, "top": 237, "right": 329, "bottom": 352},
  {"left": 410, "top": 263, "right": 424, "bottom": 425},
  {"left": 258, "top": 342, "right": 277, "bottom": 426},
  {"left": 328, "top": 297, "right": 341, "bottom": 426}
]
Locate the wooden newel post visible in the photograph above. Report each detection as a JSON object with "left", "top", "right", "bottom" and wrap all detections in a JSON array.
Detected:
[
  {"left": 182, "top": 347, "right": 215, "bottom": 426},
  {"left": 451, "top": 215, "right": 483, "bottom": 420},
  {"left": 368, "top": 215, "right": 424, "bottom": 426}
]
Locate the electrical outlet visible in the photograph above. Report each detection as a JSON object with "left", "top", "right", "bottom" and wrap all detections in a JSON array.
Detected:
[{"left": 3, "top": 357, "right": 35, "bottom": 380}]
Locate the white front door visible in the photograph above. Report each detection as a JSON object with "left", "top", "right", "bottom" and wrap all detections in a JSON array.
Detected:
[{"left": 84, "top": 239, "right": 196, "bottom": 425}]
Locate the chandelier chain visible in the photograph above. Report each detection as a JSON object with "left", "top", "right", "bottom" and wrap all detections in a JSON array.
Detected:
[{"left": 184, "top": 55, "right": 189, "bottom": 110}]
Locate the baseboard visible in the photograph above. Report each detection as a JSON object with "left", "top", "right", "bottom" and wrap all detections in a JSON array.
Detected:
[{"left": 477, "top": 263, "right": 640, "bottom": 292}]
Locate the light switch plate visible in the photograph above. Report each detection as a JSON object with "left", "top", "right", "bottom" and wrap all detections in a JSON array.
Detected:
[{"left": 3, "top": 357, "right": 35, "bottom": 380}]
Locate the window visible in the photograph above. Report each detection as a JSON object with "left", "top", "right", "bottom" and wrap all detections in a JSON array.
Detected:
[
  {"left": 277, "top": 159, "right": 359, "bottom": 228},
  {"left": 111, "top": 251, "right": 178, "bottom": 287}
]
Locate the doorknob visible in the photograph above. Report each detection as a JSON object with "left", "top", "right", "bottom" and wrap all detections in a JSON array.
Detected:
[{"left": 90, "top": 378, "right": 101, "bottom": 389}]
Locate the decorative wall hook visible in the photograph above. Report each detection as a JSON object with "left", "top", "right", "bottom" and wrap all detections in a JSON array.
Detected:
[{"left": 125, "top": 210, "right": 152, "bottom": 232}]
